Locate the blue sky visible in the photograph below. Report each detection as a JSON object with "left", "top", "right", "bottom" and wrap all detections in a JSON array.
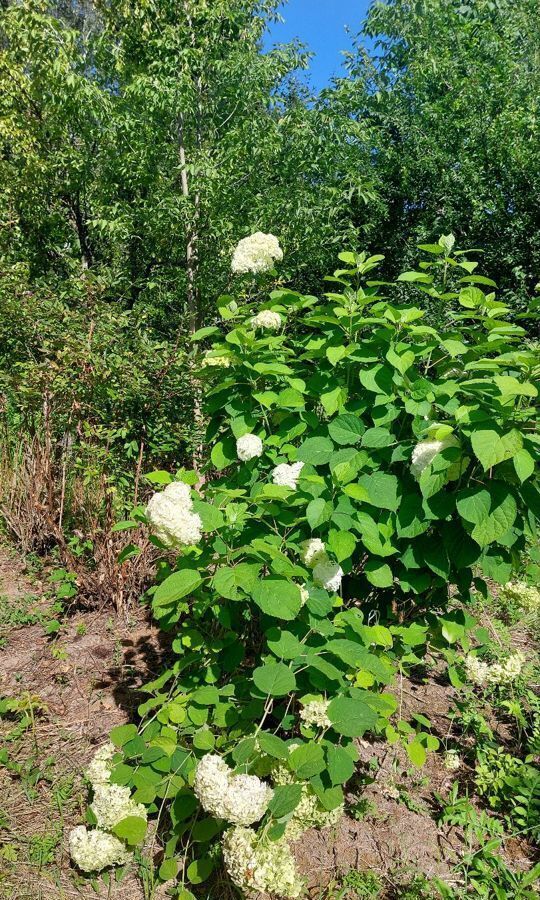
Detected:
[{"left": 263, "top": 0, "right": 372, "bottom": 91}]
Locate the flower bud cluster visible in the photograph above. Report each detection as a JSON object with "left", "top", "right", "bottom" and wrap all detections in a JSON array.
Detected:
[
  {"left": 222, "top": 826, "right": 304, "bottom": 898},
  {"left": 193, "top": 754, "right": 272, "bottom": 825},
  {"left": 146, "top": 481, "right": 202, "bottom": 548}
]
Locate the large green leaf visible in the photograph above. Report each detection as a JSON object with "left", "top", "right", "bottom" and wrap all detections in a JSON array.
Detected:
[
  {"left": 327, "top": 696, "right": 378, "bottom": 737},
  {"left": 297, "top": 436, "right": 334, "bottom": 466},
  {"left": 268, "top": 783, "right": 303, "bottom": 818},
  {"left": 325, "top": 744, "right": 356, "bottom": 785},
  {"left": 358, "top": 472, "right": 399, "bottom": 511},
  {"left": 154, "top": 570, "right": 203, "bottom": 606},
  {"left": 289, "top": 742, "right": 326, "bottom": 778},
  {"left": 466, "top": 483, "right": 518, "bottom": 547},
  {"left": 471, "top": 429, "right": 522, "bottom": 470},
  {"left": 251, "top": 578, "right": 303, "bottom": 620},
  {"left": 253, "top": 662, "right": 296, "bottom": 696},
  {"left": 328, "top": 413, "right": 365, "bottom": 445}
]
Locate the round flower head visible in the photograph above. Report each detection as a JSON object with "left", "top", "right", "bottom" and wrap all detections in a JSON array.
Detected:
[
  {"left": 272, "top": 461, "right": 304, "bottom": 490},
  {"left": 487, "top": 651, "right": 525, "bottom": 685},
  {"left": 236, "top": 433, "right": 263, "bottom": 462},
  {"left": 85, "top": 742, "right": 117, "bottom": 787},
  {"left": 193, "top": 754, "right": 230, "bottom": 817},
  {"left": 193, "top": 754, "right": 272, "bottom": 825},
  {"left": 444, "top": 749, "right": 461, "bottom": 771},
  {"left": 299, "top": 585, "right": 309, "bottom": 607},
  {"left": 464, "top": 654, "right": 490, "bottom": 686},
  {"left": 222, "top": 826, "right": 304, "bottom": 898},
  {"left": 501, "top": 581, "right": 540, "bottom": 613},
  {"left": 231, "top": 232, "right": 283, "bottom": 275},
  {"left": 69, "top": 826, "right": 132, "bottom": 872},
  {"left": 90, "top": 783, "right": 147, "bottom": 831},
  {"left": 300, "top": 538, "right": 327, "bottom": 568},
  {"left": 410, "top": 435, "right": 460, "bottom": 478},
  {"left": 221, "top": 773, "right": 273, "bottom": 825},
  {"left": 146, "top": 481, "right": 202, "bottom": 548},
  {"left": 300, "top": 698, "right": 331, "bottom": 730},
  {"left": 313, "top": 560, "right": 343, "bottom": 593},
  {"left": 465, "top": 651, "right": 525, "bottom": 687},
  {"left": 251, "top": 310, "right": 282, "bottom": 331},
  {"left": 202, "top": 354, "right": 231, "bottom": 368}
]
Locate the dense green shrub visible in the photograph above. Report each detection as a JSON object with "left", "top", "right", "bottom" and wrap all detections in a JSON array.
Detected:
[{"left": 69, "top": 234, "right": 539, "bottom": 895}]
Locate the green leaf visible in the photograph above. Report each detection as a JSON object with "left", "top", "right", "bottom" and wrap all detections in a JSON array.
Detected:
[
  {"left": 257, "top": 732, "right": 290, "bottom": 759},
  {"left": 513, "top": 448, "right": 535, "bottom": 483},
  {"left": 158, "top": 859, "right": 179, "bottom": 881},
  {"left": 468, "top": 484, "right": 517, "bottom": 547},
  {"left": 187, "top": 856, "right": 214, "bottom": 884},
  {"left": 297, "top": 436, "right": 334, "bottom": 466},
  {"left": 325, "top": 744, "right": 356, "bottom": 785},
  {"left": 471, "top": 429, "right": 522, "bottom": 471},
  {"left": 112, "top": 816, "right": 147, "bottom": 846},
  {"left": 251, "top": 578, "right": 302, "bottom": 620},
  {"left": 364, "top": 560, "right": 393, "bottom": 587},
  {"left": 327, "top": 529, "right": 356, "bottom": 562},
  {"left": 359, "top": 364, "right": 394, "bottom": 395},
  {"left": 154, "top": 570, "right": 203, "bottom": 607},
  {"left": 327, "top": 696, "right": 378, "bottom": 737},
  {"left": 268, "top": 783, "right": 303, "bottom": 818},
  {"left": 406, "top": 740, "right": 427, "bottom": 768},
  {"left": 397, "top": 271, "right": 433, "bottom": 283},
  {"left": 111, "top": 520, "right": 138, "bottom": 532},
  {"left": 361, "top": 427, "right": 394, "bottom": 448},
  {"left": 457, "top": 487, "right": 491, "bottom": 524},
  {"left": 358, "top": 472, "right": 399, "bottom": 511},
  {"left": 386, "top": 346, "right": 414, "bottom": 374},
  {"left": 328, "top": 414, "right": 365, "bottom": 445},
  {"left": 266, "top": 628, "right": 305, "bottom": 660},
  {"left": 289, "top": 742, "right": 326, "bottom": 778},
  {"left": 192, "top": 818, "right": 223, "bottom": 843},
  {"left": 306, "top": 498, "right": 332, "bottom": 529},
  {"left": 210, "top": 438, "right": 237, "bottom": 471},
  {"left": 110, "top": 724, "right": 138, "bottom": 748},
  {"left": 326, "top": 345, "right": 347, "bottom": 366},
  {"left": 191, "top": 499, "right": 224, "bottom": 532},
  {"left": 253, "top": 662, "right": 296, "bottom": 697}
]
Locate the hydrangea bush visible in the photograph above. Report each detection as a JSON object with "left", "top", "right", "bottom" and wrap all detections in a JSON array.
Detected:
[{"left": 70, "top": 235, "right": 539, "bottom": 896}]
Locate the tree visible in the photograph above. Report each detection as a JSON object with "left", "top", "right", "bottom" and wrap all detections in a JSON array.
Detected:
[{"left": 331, "top": 0, "right": 540, "bottom": 306}]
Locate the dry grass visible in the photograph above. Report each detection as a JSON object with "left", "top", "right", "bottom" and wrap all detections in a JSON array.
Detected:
[{"left": 0, "top": 433, "right": 156, "bottom": 614}]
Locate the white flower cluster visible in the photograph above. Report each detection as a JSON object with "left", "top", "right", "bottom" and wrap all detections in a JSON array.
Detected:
[
  {"left": 300, "top": 539, "right": 343, "bottom": 593},
  {"left": 222, "top": 826, "right": 304, "bottom": 898},
  {"left": 299, "top": 585, "right": 309, "bottom": 607},
  {"left": 231, "top": 232, "right": 283, "bottom": 275},
  {"left": 202, "top": 354, "right": 231, "bottom": 368},
  {"left": 236, "top": 433, "right": 264, "bottom": 462},
  {"left": 193, "top": 754, "right": 272, "bottom": 825},
  {"left": 90, "top": 783, "right": 148, "bottom": 830},
  {"left": 300, "top": 698, "right": 331, "bottom": 730},
  {"left": 146, "top": 481, "right": 202, "bottom": 548},
  {"left": 85, "top": 742, "right": 117, "bottom": 786},
  {"left": 300, "top": 538, "right": 327, "bottom": 568},
  {"left": 70, "top": 742, "right": 146, "bottom": 874},
  {"left": 501, "top": 581, "right": 540, "bottom": 614},
  {"left": 313, "top": 560, "right": 343, "bottom": 593},
  {"left": 69, "top": 826, "right": 131, "bottom": 873},
  {"left": 251, "top": 309, "right": 282, "bottom": 330},
  {"left": 272, "top": 763, "right": 343, "bottom": 840},
  {"left": 272, "top": 462, "right": 304, "bottom": 490},
  {"left": 465, "top": 651, "right": 526, "bottom": 687},
  {"left": 443, "top": 749, "right": 461, "bottom": 772},
  {"left": 410, "top": 435, "right": 460, "bottom": 478}
]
